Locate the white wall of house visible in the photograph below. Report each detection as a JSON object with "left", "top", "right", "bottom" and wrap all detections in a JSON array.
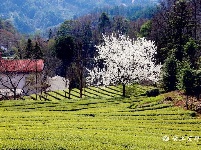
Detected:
[
  {"left": 0, "top": 73, "right": 26, "bottom": 89},
  {"left": 0, "top": 74, "right": 68, "bottom": 97},
  {"left": 0, "top": 73, "right": 26, "bottom": 97},
  {"left": 0, "top": 73, "right": 43, "bottom": 96}
]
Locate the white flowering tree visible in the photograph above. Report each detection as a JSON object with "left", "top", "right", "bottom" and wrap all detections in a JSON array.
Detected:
[{"left": 86, "top": 33, "right": 162, "bottom": 97}]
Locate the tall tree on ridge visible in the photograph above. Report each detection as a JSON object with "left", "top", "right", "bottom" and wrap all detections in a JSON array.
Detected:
[
  {"left": 33, "top": 42, "right": 43, "bottom": 59},
  {"left": 98, "top": 12, "right": 111, "bottom": 34},
  {"left": 25, "top": 39, "right": 33, "bottom": 59}
]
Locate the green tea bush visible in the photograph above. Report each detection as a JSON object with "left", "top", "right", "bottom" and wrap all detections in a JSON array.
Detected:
[
  {"left": 125, "top": 84, "right": 154, "bottom": 97},
  {"left": 0, "top": 85, "right": 201, "bottom": 149}
]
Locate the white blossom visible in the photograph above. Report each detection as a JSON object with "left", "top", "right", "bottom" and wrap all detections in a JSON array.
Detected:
[{"left": 86, "top": 33, "right": 162, "bottom": 86}]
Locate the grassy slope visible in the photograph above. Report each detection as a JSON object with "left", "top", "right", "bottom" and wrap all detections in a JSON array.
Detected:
[{"left": 0, "top": 86, "right": 201, "bottom": 149}]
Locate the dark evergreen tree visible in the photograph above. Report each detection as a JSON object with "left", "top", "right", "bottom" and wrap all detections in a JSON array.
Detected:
[
  {"left": 55, "top": 36, "right": 75, "bottom": 63},
  {"left": 194, "top": 70, "right": 201, "bottom": 100},
  {"left": 184, "top": 38, "right": 199, "bottom": 69},
  {"left": 55, "top": 36, "right": 75, "bottom": 77},
  {"left": 169, "top": 0, "right": 191, "bottom": 61},
  {"left": 34, "top": 42, "right": 43, "bottom": 59},
  {"left": 25, "top": 39, "right": 33, "bottom": 59},
  {"left": 162, "top": 54, "right": 178, "bottom": 92},
  {"left": 182, "top": 68, "right": 201, "bottom": 102},
  {"left": 182, "top": 68, "right": 195, "bottom": 109},
  {"left": 98, "top": 12, "right": 111, "bottom": 33},
  {"left": 25, "top": 39, "right": 43, "bottom": 59},
  {"left": 183, "top": 68, "right": 195, "bottom": 96}
]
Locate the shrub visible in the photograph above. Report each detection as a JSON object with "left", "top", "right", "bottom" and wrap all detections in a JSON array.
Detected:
[
  {"left": 182, "top": 68, "right": 195, "bottom": 96},
  {"left": 146, "top": 89, "right": 160, "bottom": 97},
  {"left": 194, "top": 70, "right": 201, "bottom": 100}
]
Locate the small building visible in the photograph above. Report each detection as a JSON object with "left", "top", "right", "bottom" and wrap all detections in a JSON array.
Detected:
[{"left": 0, "top": 55, "right": 44, "bottom": 99}]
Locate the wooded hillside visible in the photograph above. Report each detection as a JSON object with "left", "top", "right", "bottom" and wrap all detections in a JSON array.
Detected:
[{"left": 0, "top": 0, "right": 157, "bottom": 33}]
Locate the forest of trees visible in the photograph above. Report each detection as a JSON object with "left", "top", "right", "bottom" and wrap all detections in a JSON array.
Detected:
[
  {"left": 0, "top": 0, "right": 157, "bottom": 33},
  {"left": 149, "top": 0, "right": 201, "bottom": 96},
  {"left": 1, "top": 0, "right": 201, "bottom": 102}
]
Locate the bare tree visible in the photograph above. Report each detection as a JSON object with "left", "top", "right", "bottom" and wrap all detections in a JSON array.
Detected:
[{"left": 0, "top": 57, "right": 44, "bottom": 100}]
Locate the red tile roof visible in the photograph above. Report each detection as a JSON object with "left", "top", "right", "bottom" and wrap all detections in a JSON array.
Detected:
[{"left": 0, "top": 59, "right": 44, "bottom": 73}]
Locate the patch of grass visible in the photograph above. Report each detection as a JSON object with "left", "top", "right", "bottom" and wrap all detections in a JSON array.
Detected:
[{"left": 125, "top": 84, "right": 157, "bottom": 97}]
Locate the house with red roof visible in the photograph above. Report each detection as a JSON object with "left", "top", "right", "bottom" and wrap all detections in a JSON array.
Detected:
[{"left": 0, "top": 54, "right": 44, "bottom": 99}]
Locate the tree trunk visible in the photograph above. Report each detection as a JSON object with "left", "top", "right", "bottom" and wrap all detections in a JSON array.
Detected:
[
  {"left": 35, "top": 63, "right": 38, "bottom": 100},
  {"left": 69, "top": 88, "right": 71, "bottom": 99},
  {"left": 186, "top": 95, "right": 188, "bottom": 110},
  {"left": 122, "top": 84, "right": 126, "bottom": 97},
  {"left": 80, "top": 87, "right": 83, "bottom": 98},
  {"left": 14, "top": 88, "right": 17, "bottom": 100},
  {"left": 80, "top": 72, "right": 83, "bottom": 98}
]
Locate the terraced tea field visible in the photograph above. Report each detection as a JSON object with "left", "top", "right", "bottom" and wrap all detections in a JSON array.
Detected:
[
  {"left": 29, "top": 86, "right": 123, "bottom": 101},
  {"left": 0, "top": 86, "right": 201, "bottom": 149}
]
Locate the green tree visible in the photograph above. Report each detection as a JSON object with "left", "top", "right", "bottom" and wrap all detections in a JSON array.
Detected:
[
  {"left": 162, "top": 54, "right": 178, "bottom": 92},
  {"left": 139, "top": 20, "right": 152, "bottom": 37},
  {"left": 55, "top": 36, "right": 75, "bottom": 63},
  {"left": 182, "top": 68, "right": 195, "bottom": 96},
  {"left": 57, "top": 20, "right": 74, "bottom": 37},
  {"left": 55, "top": 36, "right": 75, "bottom": 77},
  {"left": 33, "top": 42, "right": 43, "bottom": 59},
  {"left": 194, "top": 70, "right": 201, "bottom": 100},
  {"left": 182, "top": 68, "right": 201, "bottom": 105},
  {"left": 182, "top": 68, "right": 195, "bottom": 109},
  {"left": 25, "top": 39, "right": 33, "bottom": 59},
  {"left": 184, "top": 38, "right": 199, "bottom": 69},
  {"left": 169, "top": 0, "right": 191, "bottom": 61},
  {"left": 25, "top": 39, "right": 43, "bottom": 59}
]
